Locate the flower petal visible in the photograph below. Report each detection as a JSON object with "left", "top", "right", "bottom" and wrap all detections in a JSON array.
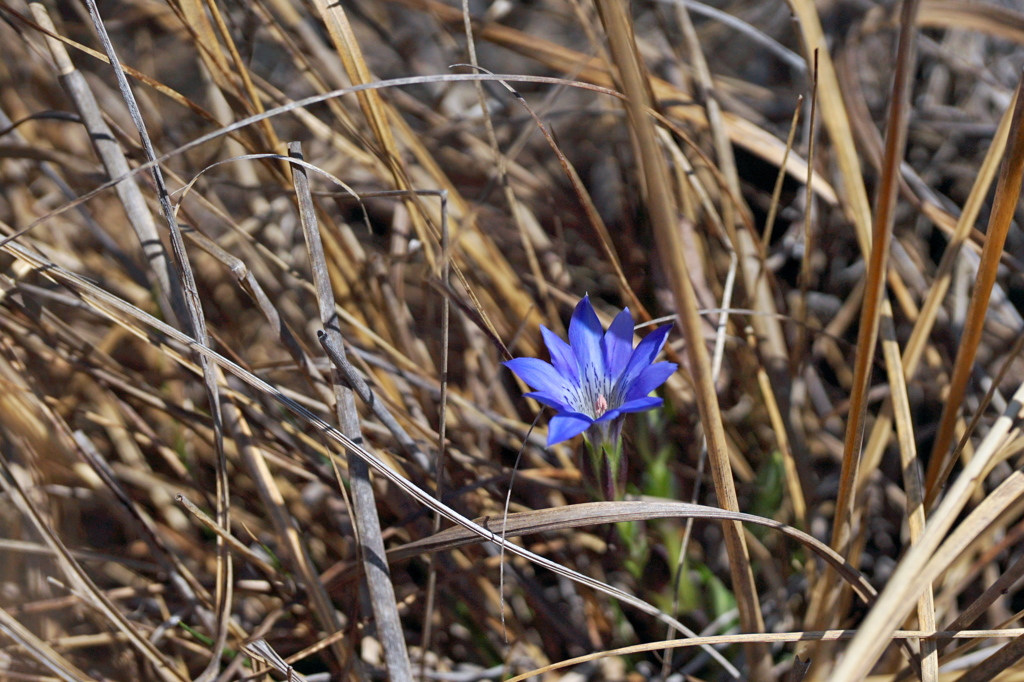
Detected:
[
  {"left": 540, "top": 325, "right": 578, "bottom": 383},
  {"left": 568, "top": 295, "right": 604, "bottom": 380},
  {"left": 593, "top": 396, "right": 664, "bottom": 424},
  {"left": 504, "top": 357, "right": 570, "bottom": 395},
  {"left": 618, "top": 323, "right": 673, "bottom": 395},
  {"left": 615, "top": 396, "right": 664, "bottom": 415},
  {"left": 602, "top": 308, "right": 634, "bottom": 380},
  {"left": 524, "top": 391, "right": 573, "bottom": 413},
  {"left": 624, "top": 362, "right": 677, "bottom": 402},
  {"left": 546, "top": 412, "right": 593, "bottom": 446},
  {"left": 593, "top": 408, "right": 624, "bottom": 424}
]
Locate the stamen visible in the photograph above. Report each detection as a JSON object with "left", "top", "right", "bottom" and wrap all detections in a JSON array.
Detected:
[{"left": 595, "top": 394, "right": 608, "bottom": 417}]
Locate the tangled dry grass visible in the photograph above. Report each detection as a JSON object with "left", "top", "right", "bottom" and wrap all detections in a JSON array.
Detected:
[{"left": 2, "top": 0, "right": 1024, "bottom": 680}]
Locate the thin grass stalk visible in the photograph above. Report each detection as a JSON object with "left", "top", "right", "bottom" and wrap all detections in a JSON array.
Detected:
[
  {"left": 673, "top": 0, "right": 791, "bottom": 389},
  {"left": 290, "top": 142, "right": 412, "bottom": 682},
  {"left": 0, "top": 457, "right": 188, "bottom": 682},
  {"left": 830, "top": 0, "right": 920, "bottom": 564},
  {"left": 78, "top": 2, "right": 233, "bottom": 678},
  {"left": 590, "top": 0, "right": 769, "bottom": 677},
  {"left": 389, "top": 0, "right": 837, "bottom": 203},
  {"left": 220, "top": 397, "right": 351, "bottom": 670},
  {"left": 925, "top": 75, "right": 1024, "bottom": 498},
  {"left": 880, "top": 313, "right": 938, "bottom": 681},
  {"left": 784, "top": 0, "right": 872, "bottom": 249},
  {"left": 198, "top": 0, "right": 281, "bottom": 152},
  {"left": 785, "top": 4, "right": 921, "bottom": 674},
  {"left": 439, "top": 8, "right": 548, "bottom": 660},
  {"left": 478, "top": 66, "right": 650, "bottom": 319},
  {"left": 313, "top": 0, "right": 435, "bottom": 271},
  {"left": 69, "top": 430, "right": 213, "bottom": 613},
  {"left": 505, "top": 626, "right": 1024, "bottom": 682},
  {"left": 829, "top": 390, "right": 1024, "bottom": 681},
  {"left": 0, "top": 72, "right": 724, "bottom": 245},
  {"left": 28, "top": 4, "right": 185, "bottom": 328},
  {"left": 458, "top": 2, "right": 555, "bottom": 326},
  {"left": 0, "top": 228, "right": 747, "bottom": 680},
  {"left": 419, "top": 189, "right": 449, "bottom": 679},
  {"left": 930, "top": 334, "right": 1024, "bottom": 513},
  {"left": 748, "top": 328, "right": 807, "bottom": 527},
  {"left": 795, "top": 50, "right": 819, "bottom": 369},
  {"left": 958, "top": 634, "right": 1024, "bottom": 682},
  {"left": 673, "top": 0, "right": 745, "bottom": 238},
  {"left": 174, "top": 494, "right": 279, "bottom": 577},
  {"left": 942, "top": 550, "right": 1024, "bottom": 649},
  {"left": 0, "top": 105, "right": 144, "bottom": 285},
  {"left": 173, "top": 0, "right": 232, "bottom": 85},
  {"left": 788, "top": 3, "right": 922, "bottom": 676},
  {"left": 662, "top": 253, "right": 739, "bottom": 677},
  {"left": 854, "top": 85, "right": 1018, "bottom": 507},
  {"left": 761, "top": 96, "right": 803, "bottom": 250},
  {"left": 0, "top": 599, "right": 99, "bottom": 682}
]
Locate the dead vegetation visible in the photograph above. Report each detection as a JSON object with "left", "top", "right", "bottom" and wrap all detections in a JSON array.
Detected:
[{"left": 1, "top": 0, "right": 1024, "bottom": 680}]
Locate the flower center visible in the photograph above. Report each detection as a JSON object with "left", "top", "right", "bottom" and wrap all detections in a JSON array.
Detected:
[{"left": 594, "top": 394, "right": 608, "bottom": 418}]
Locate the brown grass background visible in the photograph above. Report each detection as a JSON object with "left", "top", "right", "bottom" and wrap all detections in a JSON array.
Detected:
[{"left": 1, "top": 0, "right": 1024, "bottom": 680}]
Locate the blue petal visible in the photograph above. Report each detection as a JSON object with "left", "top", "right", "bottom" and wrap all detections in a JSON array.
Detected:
[
  {"left": 593, "top": 396, "right": 663, "bottom": 424},
  {"left": 546, "top": 412, "right": 593, "bottom": 446},
  {"left": 624, "top": 362, "right": 677, "bottom": 402},
  {"left": 540, "top": 325, "right": 579, "bottom": 383},
  {"left": 524, "top": 391, "right": 573, "bottom": 413},
  {"left": 504, "top": 357, "right": 571, "bottom": 395},
  {"left": 616, "top": 395, "right": 664, "bottom": 413},
  {"left": 602, "top": 308, "right": 634, "bottom": 380},
  {"left": 618, "top": 324, "right": 673, "bottom": 395},
  {"left": 568, "top": 296, "right": 604, "bottom": 381},
  {"left": 594, "top": 408, "right": 624, "bottom": 424}
]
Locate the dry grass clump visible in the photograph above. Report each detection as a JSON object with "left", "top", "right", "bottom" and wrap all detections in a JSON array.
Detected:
[{"left": 1, "top": 0, "right": 1024, "bottom": 680}]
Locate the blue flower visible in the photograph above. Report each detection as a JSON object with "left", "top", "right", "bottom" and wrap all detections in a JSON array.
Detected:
[{"left": 504, "top": 296, "right": 677, "bottom": 448}]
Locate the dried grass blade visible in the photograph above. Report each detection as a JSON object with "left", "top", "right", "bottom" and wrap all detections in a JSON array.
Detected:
[
  {"left": 388, "top": 500, "right": 875, "bottom": 602},
  {"left": 942, "top": 551, "right": 1024, "bottom": 646},
  {"left": 956, "top": 633, "right": 1024, "bottom": 682},
  {"left": 856, "top": 77, "right": 1018, "bottom": 512},
  {"left": 0, "top": 238, "right": 743, "bottom": 678},
  {"left": 747, "top": 330, "right": 807, "bottom": 527},
  {"left": 675, "top": 0, "right": 792, "bottom": 413},
  {"left": 785, "top": 0, "right": 873, "bottom": 248},
  {"left": 762, "top": 95, "right": 803, "bottom": 249},
  {"left": 242, "top": 638, "right": 310, "bottom": 682},
  {"left": 591, "top": 0, "right": 768, "bottom": 676},
  {"left": 70, "top": 430, "right": 214, "bottom": 614},
  {"left": 785, "top": 2, "right": 923, "bottom": 674},
  {"left": 925, "top": 74, "right": 1024, "bottom": 498},
  {"left": 829, "top": 385, "right": 1024, "bottom": 680},
  {"left": 505, "top": 627, "right": 1024, "bottom": 682},
  {"left": 290, "top": 142, "right": 411, "bottom": 682},
  {"left": 313, "top": 0, "right": 434, "bottom": 271},
  {"left": 28, "top": 4, "right": 185, "bottom": 328},
  {"left": 0, "top": 72, "right": 679, "bottom": 241},
  {"left": 175, "top": 494, "right": 280, "bottom": 578},
  {"left": 818, "top": 0, "right": 919, "bottom": 559},
  {"left": 0, "top": 605, "right": 99, "bottom": 682},
  {"left": 0, "top": 457, "right": 187, "bottom": 682},
  {"left": 386, "top": 0, "right": 838, "bottom": 204},
  {"left": 8, "top": 4, "right": 238, "bottom": 137},
  {"left": 919, "top": 0, "right": 1024, "bottom": 44},
  {"left": 196, "top": 0, "right": 281, "bottom": 150},
  {"left": 476, "top": 66, "right": 647, "bottom": 318},
  {"left": 78, "top": 3, "right": 233, "bottom": 678},
  {"left": 880, "top": 312, "right": 937, "bottom": 681}
]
